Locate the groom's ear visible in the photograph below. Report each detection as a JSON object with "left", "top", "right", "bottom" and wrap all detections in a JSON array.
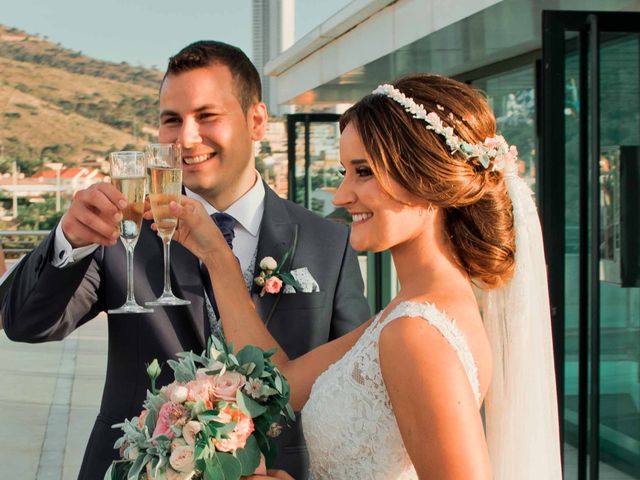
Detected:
[{"left": 247, "top": 101, "right": 268, "bottom": 141}]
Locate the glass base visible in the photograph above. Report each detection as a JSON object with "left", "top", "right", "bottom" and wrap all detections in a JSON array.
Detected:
[
  {"left": 109, "top": 302, "right": 154, "bottom": 314},
  {"left": 146, "top": 293, "right": 191, "bottom": 306}
]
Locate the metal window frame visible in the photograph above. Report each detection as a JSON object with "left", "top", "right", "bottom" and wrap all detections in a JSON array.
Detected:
[{"left": 541, "top": 10, "right": 640, "bottom": 479}]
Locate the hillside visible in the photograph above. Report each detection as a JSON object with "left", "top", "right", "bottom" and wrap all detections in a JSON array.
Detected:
[{"left": 0, "top": 25, "right": 163, "bottom": 174}]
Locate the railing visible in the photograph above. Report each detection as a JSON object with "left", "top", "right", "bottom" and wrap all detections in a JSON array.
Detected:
[{"left": 0, "top": 230, "right": 51, "bottom": 258}]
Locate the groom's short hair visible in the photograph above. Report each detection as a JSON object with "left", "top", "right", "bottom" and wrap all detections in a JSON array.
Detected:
[{"left": 164, "top": 40, "right": 262, "bottom": 113}]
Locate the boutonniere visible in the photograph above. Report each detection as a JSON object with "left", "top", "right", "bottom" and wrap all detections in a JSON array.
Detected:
[{"left": 254, "top": 248, "right": 302, "bottom": 297}]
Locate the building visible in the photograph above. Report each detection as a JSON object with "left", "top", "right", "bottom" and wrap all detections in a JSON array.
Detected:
[
  {"left": 266, "top": 1, "right": 640, "bottom": 479},
  {"left": 252, "top": 0, "right": 295, "bottom": 115}
]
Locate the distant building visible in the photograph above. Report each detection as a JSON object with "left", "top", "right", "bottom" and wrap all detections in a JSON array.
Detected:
[
  {"left": 252, "top": 0, "right": 295, "bottom": 115},
  {"left": 0, "top": 166, "right": 106, "bottom": 199}
]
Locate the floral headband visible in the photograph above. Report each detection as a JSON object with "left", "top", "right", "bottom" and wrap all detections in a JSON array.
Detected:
[{"left": 372, "top": 84, "right": 518, "bottom": 172}]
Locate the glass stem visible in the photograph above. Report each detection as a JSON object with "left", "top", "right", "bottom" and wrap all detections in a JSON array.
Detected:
[
  {"left": 125, "top": 241, "right": 136, "bottom": 304},
  {"left": 162, "top": 235, "right": 172, "bottom": 295}
]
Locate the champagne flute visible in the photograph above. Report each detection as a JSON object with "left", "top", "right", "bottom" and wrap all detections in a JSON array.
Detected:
[
  {"left": 109, "top": 151, "right": 154, "bottom": 314},
  {"left": 145, "top": 143, "right": 191, "bottom": 306}
]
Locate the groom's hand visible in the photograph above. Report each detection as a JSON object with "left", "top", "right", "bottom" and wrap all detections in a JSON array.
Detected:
[{"left": 61, "top": 183, "right": 126, "bottom": 248}]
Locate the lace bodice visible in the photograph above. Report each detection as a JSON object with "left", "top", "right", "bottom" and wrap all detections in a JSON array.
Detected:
[{"left": 301, "top": 301, "right": 480, "bottom": 479}]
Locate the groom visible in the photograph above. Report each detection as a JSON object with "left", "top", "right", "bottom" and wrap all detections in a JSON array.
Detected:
[{"left": 1, "top": 41, "right": 370, "bottom": 479}]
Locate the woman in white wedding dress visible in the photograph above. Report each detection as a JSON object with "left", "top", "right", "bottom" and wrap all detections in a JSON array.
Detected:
[{"left": 169, "top": 74, "right": 562, "bottom": 479}]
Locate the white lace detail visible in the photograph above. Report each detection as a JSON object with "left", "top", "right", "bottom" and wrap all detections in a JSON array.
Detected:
[{"left": 301, "top": 301, "right": 480, "bottom": 479}]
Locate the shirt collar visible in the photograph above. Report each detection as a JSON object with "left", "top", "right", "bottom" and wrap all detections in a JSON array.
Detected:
[{"left": 184, "top": 171, "right": 264, "bottom": 237}]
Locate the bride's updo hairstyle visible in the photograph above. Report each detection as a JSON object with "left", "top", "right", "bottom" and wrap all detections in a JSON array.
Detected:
[{"left": 340, "top": 74, "right": 515, "bottom": 288}]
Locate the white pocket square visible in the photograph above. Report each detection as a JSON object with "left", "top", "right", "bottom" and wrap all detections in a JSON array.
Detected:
[{"left": 283, "top": 267, "right": 320, "bottom": 294}]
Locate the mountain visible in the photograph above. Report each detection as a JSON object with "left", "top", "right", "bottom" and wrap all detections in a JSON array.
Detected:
[{"left": 0, "top": 24, "right": 163, "bottom": 174}]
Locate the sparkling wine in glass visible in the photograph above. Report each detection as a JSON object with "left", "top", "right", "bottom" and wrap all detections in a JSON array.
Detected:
[
  {"left": 108, "top": 151, "right": 154, "bottom": 314},
  {"left": 145, "top": 144, "right": 191, "bottom": 306}
]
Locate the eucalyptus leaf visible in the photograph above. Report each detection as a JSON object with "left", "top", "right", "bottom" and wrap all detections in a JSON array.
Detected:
[
  {"left": 204, "top": 452, "right": 242, "bottom": 480},
  {"left": 233, "top": 435, "right": 261, "bottom": 475},
  {"left": 236, "top": 346, "right": 264, "bottom": 378},
  {"left": 236, "top": 390, "right": 267, "bottom": 418}
]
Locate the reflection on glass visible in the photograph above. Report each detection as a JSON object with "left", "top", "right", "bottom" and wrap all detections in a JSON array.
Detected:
[
  {"left": 476, "top": 66, "right": 537, "bottom": 193},
  {"left": 597, "top": 33, "right": 640, "bottom": 478}
]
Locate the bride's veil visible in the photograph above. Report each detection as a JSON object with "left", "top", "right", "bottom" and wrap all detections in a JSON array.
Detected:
[{"left": 482, "top": 166, "right": 563, "bottom": 479}]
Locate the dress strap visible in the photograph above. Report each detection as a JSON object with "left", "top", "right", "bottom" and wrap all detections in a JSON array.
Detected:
[{"left": 379, "top": 301, "right": 481, "bottom": 406}]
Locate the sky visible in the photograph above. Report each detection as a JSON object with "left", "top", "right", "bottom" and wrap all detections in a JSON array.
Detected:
[{"left": 1, "top": 0, "right": 352, "bottom": 69}]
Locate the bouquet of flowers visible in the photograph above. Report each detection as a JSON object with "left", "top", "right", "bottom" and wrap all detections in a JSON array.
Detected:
[{"left": 105, "top": 336, "right": 294, "bottom": 480}]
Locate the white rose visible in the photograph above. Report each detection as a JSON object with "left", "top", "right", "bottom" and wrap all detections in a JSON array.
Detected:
[
  {"left": 170, "top": 445, "right": 196, "bottom": 473},
  {"left": 166, "top": 467, "right": 196, "bottom": 480},
  {"left": 171, "top": 437, "right": 187, "bottom": 451},
  {"left": 259, "top": 256, "right": 278, "bottom": 271},
  {"left": 182, "top": 421, "right": 202, "bottom": 446},
  {"left": 170, "top": 386, "right": 189, "bottom": 404}
]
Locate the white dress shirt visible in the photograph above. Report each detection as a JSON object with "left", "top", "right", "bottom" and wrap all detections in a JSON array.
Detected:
[{"left": 52, "top": 172, "right": 265, "bottom": 275}]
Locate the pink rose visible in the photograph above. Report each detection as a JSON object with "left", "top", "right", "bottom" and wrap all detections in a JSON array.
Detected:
[
  {"left": 212, "top": 371, "right": 246, "bottom": 401},
  {"left": 263, "top": 276, "right": 283, "bottom": 295},
  {"left": 186, "top": 379, "right": 216, "bottom": 410},
  {"left": 213, "top": 406, "right": 254, "bottom": 452},
  {"left": 153, "top": 402, "right": 189, "bottom": 439},
  {"left": 182, "top": 421, "right": 202, "bottom": 446},
  {"left": 170, "top": 444, "right": 196, "bottom": 473}
]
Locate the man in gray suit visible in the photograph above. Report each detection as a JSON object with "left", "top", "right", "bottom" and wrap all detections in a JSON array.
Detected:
[{"left": 2, "top": 41, "right": 369, "bottom": 480}]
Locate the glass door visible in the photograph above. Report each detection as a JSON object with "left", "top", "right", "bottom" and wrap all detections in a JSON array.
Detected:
[
  {"left": 285, "top": 112, "right": 395, "bottom": 312},
  {"left": 541, "top": 10, "right": 640, "bottom": 480},
  {"left": 286, "top": 113, "right": 343, "bottom": 219}
]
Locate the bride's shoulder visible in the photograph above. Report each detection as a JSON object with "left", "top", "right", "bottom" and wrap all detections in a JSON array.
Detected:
[{"left": 378, "top": 296, "right": 491, "bottom": 400}]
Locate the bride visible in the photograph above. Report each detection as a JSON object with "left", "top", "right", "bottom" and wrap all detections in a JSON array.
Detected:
[{"left": 167, "top": 74, "right": 562, "bottom": 479}]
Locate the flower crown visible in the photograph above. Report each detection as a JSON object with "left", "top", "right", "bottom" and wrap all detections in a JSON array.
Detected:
[{"left": 372, "top": 84, "right": 518, "bottom": 171}]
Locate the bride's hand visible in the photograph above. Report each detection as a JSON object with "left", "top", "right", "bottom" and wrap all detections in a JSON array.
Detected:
[
  {"left": 243, "top": 470, "right": 295, "bottom": 480},
  {"left": 157, "top": 196, "right": 228, "bottom": 261}
]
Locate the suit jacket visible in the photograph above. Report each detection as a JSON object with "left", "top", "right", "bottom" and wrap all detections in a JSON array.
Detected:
[{"left": 1, "top": 184, "right": 370, "bottom": 480}]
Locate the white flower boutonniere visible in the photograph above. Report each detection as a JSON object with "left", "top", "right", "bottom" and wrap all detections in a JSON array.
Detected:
[{"left": 254, "top": 248, "right": 302, "bottom": 297}]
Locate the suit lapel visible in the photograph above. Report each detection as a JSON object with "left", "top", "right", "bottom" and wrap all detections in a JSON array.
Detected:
[{"left": 252, "top": 184, "right": 299, "bottom": 326}]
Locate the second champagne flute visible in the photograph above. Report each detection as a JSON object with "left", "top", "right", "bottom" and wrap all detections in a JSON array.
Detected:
[
  {"left": 109, "top": 151, "right": 153, "bottom": 314},
  {"left": 146, "top": 143, "right": 191, "bottom": 306}
]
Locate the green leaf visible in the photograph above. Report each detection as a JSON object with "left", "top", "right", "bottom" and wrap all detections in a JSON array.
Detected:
[
  {"left": 278, "top": 271, "right": 303, "bottom": 291},
  {"left": 262, "top": 348, "right": 277, "bottom": 359},
  {"left": 104, "top": 461, "right": 129, "bottom": 480},
  {"left": 285, "top": 403, "right": 295, "bottom": 421},
  {"left": 128, "top": 453, "right": 151, "bottom": 479},
  {"left": 206, "top": 420, "right": 237, "bottom": 438},
  {"left": 274, "top": 248, "right": 291, "bottom": 273},
  {"left": 167, "top": 357, "right": 196, "bottom": 383},
  {"left": 204, "top": 452, "right": 243, "bottom": 480},
  {"left": 236, "top": 391, "right": 267, "bottom": 418},
  {"left": 236, "top": 346, "right": 264, "bottom": 378},
  {"left": 274, "top": 375, "right": 283, "bottom": 394},
  {"left": 233, "top": 435, "right": 261, "bottom": 475}
]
